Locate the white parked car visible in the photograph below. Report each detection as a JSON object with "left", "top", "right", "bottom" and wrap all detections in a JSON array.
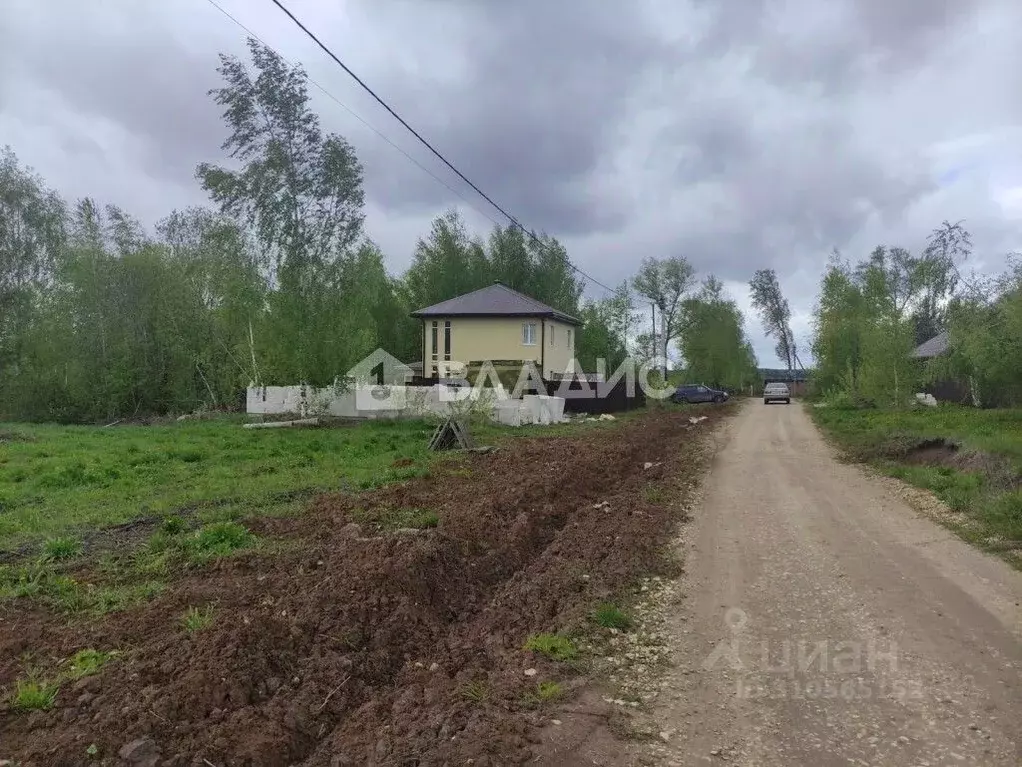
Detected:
[{"left": 763, "top": 382, "right": 791, "bottom": 404}]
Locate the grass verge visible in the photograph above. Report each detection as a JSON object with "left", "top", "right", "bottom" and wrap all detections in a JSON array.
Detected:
[{"left": 811, "top": 404, "right": 1022, "bottom": 554}]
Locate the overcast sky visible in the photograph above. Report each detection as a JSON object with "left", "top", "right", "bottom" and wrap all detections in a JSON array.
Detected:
[{"left": 2, "top": 0, "right": 1021, "bottom": 367}]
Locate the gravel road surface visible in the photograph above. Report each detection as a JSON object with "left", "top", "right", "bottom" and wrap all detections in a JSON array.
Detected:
[{"left": 651, "top": 400, "right": 1022, "bottom": 766}]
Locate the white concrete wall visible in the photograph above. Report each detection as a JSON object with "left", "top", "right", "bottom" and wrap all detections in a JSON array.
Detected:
[{"left": 247, "top": 383, "right": 562, "bottom": 425}]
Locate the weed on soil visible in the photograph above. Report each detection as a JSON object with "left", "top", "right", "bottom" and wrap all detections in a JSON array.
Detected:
[{"left": 0, "top": 406, "right": 729, "bottom": 765}]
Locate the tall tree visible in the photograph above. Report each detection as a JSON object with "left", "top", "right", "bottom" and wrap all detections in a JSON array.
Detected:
[
  {"left": 912, "top": 220, "right": 970, "bottom": 343},
  {"left": 156, "top": 207, "right": 266, "bottom": 389},
  {"left": 525, "top": 233, "right": 584, "bottom": 316},
  {"left": 403, "top": 209, "right": 490, "bottom": 312},
  {"left": 679, "top": 276, "right": 758, "bottom": 390},
  {"left": 0, "top": 147, "right": 66, "bottom": 375},
  {"left": 749, "top": 269, "right": 798, "bottom": 372},
  {"left": 574, "top": 285, "right": 634, "bottom": 373},
  {"left": 812, "top": 245, "right": 923, "bottom": 406},
  {"left": 196, "top": 38, "right": 365, "bottom": 383},
  {"left": 632, "top": 256, "right": 696, "bottom": 375},
  {"left": 935, "top": 256, "right": 1022, "bottom": 407}
]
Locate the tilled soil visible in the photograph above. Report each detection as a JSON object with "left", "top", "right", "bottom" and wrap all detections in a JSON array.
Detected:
[{"left": 0, "top": 408, "right": 725, "bottom": 766}]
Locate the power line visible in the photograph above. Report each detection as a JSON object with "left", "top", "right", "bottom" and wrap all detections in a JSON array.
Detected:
[
  {"left": 265, "top": 0, "right": 620, "bottom": 296},
  {"left": 202, "top": 0, "right": 504, "bottom": 233}
]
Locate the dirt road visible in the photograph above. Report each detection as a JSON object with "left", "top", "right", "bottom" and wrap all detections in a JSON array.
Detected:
[{"left": 649, "top": 401, "right": 1022, "bottom": 766}]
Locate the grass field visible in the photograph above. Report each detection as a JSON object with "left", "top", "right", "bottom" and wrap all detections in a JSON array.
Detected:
[
  {"left": 811, "top": 405, "right": 1022, "bottom": 548},
  {"left": 0, "top": 418, "right": 437, "bottom": 551},
  {"left": 0, "top": 408, "right": 655, "bottom": 553},
  {"left": 0, "top": 405, "right": 688, "bottom": 616}
]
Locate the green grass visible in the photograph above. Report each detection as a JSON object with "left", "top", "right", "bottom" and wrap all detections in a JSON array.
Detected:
[
  {"left": 811, "top": 405, "right": 1022, "bottom": 546},
  {"left": 63, "top": 648, "right": 117, "bottom": 680},
  {"left": 460, "top": 680, "right": 489, "bottom": 703},
  {"left": 182, "top": 521, "right": 255, "bottom": 560},
  {"left": 523, "top": 679, "right": 564, "bottom": 707},
  {"left": 592, "top": 602, "right": 633, "bottom": 630},
  {"left": 8, "top": 647, "right": 117, "bottom": 715},
  {"left": 524, "top": 633, "right": 579, "bottom": 662},
  {"left": 535, "top": 680, "right": 562, "bottom": 701},
  {"left": 0, "top": 559, "right": 165, "bottom": 616},
  {"left": 642, "top": 485, "right": 669, "bottom": 505},
  {"left": 350, "top": 506, "right": 440, "bottom": 531},
  {"left": 40, "top": 536, "right": 82, "bottom": 561},
  {"left": 810, "top": 405, "right": 1022, "bottom": 464},
  {"left": 1, "top": 518, "right": 254, "bottom": 615},
  {"left": 0, "top": 406, "right": 647, "bottom": 557},
  {"left": 180, "top": 604, "right": 216, "bottom": 634},
  {"left": 10, "top": 678, "right": 59, "bottom": 711},
  {"left": 0, "top": 417, "right": 435, "bottom": 552}
]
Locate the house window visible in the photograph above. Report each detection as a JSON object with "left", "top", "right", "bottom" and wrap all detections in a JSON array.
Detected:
[
  {"left": 567, "top": 328, "right": 572, "bottom": 347},
  {"left": 550, "top": 325, "right": 555, "bottom": 345},
  {"left": 431, "top": 321, "right": 438, "bottom": 360},
  {"left": 443, "top": 320, "right": 451, "bottom": 361},
  {"left": 522, "top": 322, "right": 537, "bottom": 346}
]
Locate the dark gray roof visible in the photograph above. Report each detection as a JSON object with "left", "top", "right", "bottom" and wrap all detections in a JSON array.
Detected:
[
  {"left": 410, "top": 282, "right": 581, "bottom": 325},
  {"left": 911, "top": 331, "right": 950, "bottom": 359}
]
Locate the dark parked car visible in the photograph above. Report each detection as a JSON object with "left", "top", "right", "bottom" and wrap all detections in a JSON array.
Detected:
[{"left": 670, "top": 384, "right": 729, "bottom": 404}]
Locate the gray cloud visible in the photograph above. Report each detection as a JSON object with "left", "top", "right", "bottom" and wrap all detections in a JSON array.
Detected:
[{"left": 2, "top": 0, "right": 1020, "bottom": 366}]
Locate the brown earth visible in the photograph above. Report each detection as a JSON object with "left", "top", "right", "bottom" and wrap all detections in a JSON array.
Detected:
[{"left": 0, "top": 406, "right": 727, "bottom": 766}]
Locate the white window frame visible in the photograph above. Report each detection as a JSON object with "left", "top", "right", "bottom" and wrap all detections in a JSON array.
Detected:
[{"left": 522, "top": 322, "right": 537, "bottom": 346}]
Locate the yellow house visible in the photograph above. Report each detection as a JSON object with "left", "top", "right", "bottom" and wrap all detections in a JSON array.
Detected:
[{"left": 411, "top": 282, "right": 580, "bottom": 380}]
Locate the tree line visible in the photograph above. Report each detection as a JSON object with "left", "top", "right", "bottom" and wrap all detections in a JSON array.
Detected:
[
  {"left": 810, "top": 220, "right": 1022, "bottom": 408},
  {"left": 0, "top": 38, "right": 759, "bottom": 423}
]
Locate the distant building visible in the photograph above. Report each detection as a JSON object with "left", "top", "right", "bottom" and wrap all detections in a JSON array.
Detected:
[
  {"left": 910, "top": 331, "right": 949, "bottom": 360},
  {"left": 911, "top": 331, "right": 972, "bottom": 404},
  {"left": 410, "top": 282, "right": 581, "bottom": 381}
]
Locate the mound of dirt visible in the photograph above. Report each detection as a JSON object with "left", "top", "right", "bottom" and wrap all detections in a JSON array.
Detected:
[
  {"left": 0, "top": 407, "right": 727, "bottom": 766},
  {"left": 898, "top": 437, "right": 961, "bottom": 463}
]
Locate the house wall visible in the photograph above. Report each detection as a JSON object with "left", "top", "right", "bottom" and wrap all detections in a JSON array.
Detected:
[
  {"left": 541, "top": 318, "right": 577, "bottom": 379},
  {"left": 421, "top": 316, "right": 576, "bottom": 379}
]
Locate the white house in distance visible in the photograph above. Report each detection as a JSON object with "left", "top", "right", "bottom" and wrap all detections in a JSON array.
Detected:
[{"left": 410, "top": 282, "right": 580, "bottom": 380}]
